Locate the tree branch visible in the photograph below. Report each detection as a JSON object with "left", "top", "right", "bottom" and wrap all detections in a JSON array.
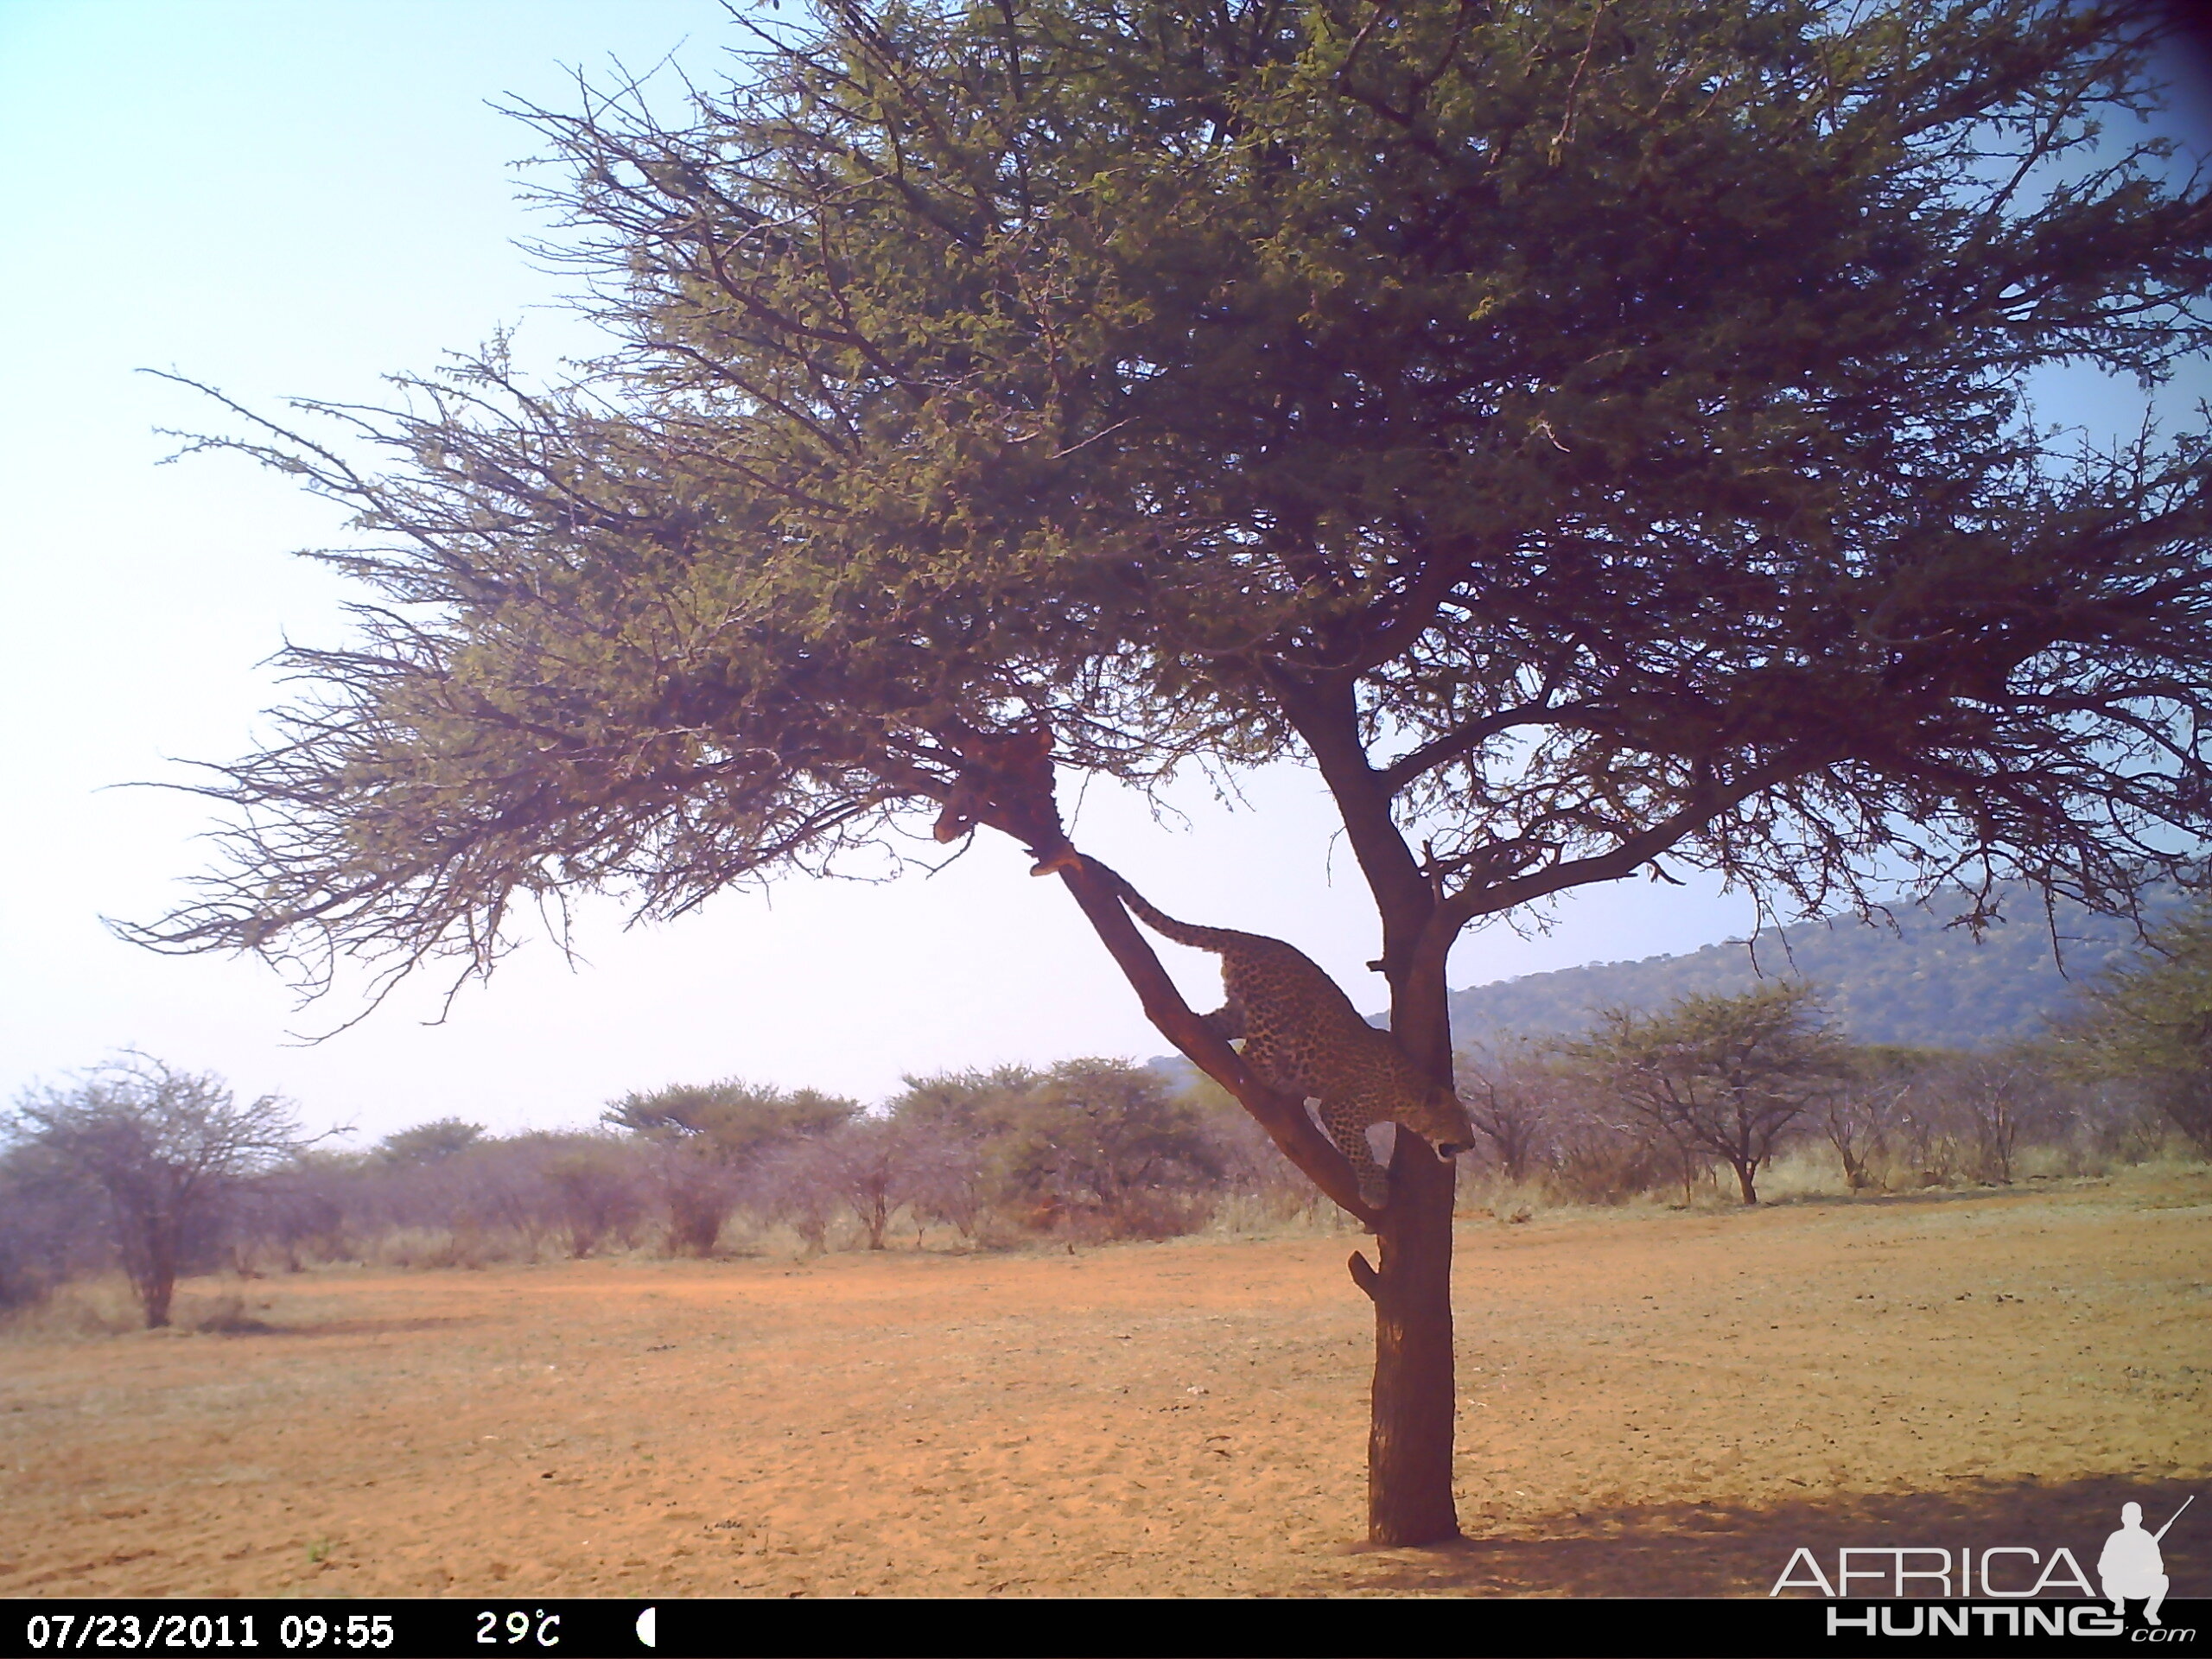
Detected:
[{"left": 1052, "top": 856, "right": 1379, "bottom": 1225}]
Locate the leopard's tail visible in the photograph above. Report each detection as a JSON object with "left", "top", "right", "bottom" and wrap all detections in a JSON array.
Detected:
[{"left": 1086, "top": 861, "right": 1247, "bottom": 955}]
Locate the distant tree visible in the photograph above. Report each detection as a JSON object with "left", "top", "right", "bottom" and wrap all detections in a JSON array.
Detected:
[
  {"left": 126, "top": 0, "right": 2212, "bottom": 1543},
  {"left": 1554, "top": 1114, "right": 1686, "bottom": 1207},
  {"left": 545, "top": 1141, "right": 649, "bottom": 1256},
  {"left": 605, "top": 1079, "right": 855, "bottom": 1155},
  {"left": 606, "top": 1078, "right": 855, "bottom": 1252},
  {"left": 888, "top": 1067, "right": 1042, "bottom": 1141},
  {"left": 1455, "top": 1045, "right": 1574, "bottom": 1185},
  {"left": 1822, "top": 1045, "right": 1944, "bottom": 1192},
  {"left": 1934, "top": 1050, "right": 2060, "bottom": 1184},
  {"left": 232, "top": 1153, "right": 355, "bottom": 1272},
  {"left": 376, "top": 1118, "right": 485, "bottom": 1166},
  {"left": 1573, "top": 985, "right": 1850, "bottom": 1205},
  {"left": 6, "top": 1055, "right": 321, "bottom": 1326},
  {"left": 900, "top": 1132, "right": 993, "bottom": 1243},
  {"left": 759, "top": 1116, "right": 914, "bottom": 1250},
  {"left": 813, "top": 1114, "right": 984, "bottom": 1249},
  {"left": 653, "top": 1147, "right": 744, "bottom": 1256},
  {"left": 886, "top": 1060, "right": 1223, "bottom": 1236},
  {"left": 1173, "top": 1073, "right": 1325, "bottom": 1221},
  {"left": 1002, "top": 1060, "right": 1225, "bottom": 1236},
  {"left": 826, "top": 1118, "right": 904, "bottom": 1250},
  {"left": 754, "top": 1139, "right": 836, "bottom": 1252},
  {"left": 2055, "top": 897, "right": 2212, "bottom": 1155},
  {"left": 885, "top": 1071, "right": 1018, "bottom": 1240}
]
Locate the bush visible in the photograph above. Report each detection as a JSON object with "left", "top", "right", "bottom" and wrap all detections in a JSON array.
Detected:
[
  {"left": 545, "top": 1141, "right": 648, "bottom": 1257},
  {"left": 0, "top": 1141, "right": 106, "bottom": 1311}
]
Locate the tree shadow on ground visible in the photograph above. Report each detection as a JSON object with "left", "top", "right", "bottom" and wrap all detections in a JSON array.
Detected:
[
  {"left": 1318, "top": 1474, "right": 2202, "bottom": 1597},
  {"left": 253, "top": 1315, "right": 483, "bottom": 1338}
]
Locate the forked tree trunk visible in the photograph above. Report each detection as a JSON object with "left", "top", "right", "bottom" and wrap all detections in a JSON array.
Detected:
[
  {"left": 1734, "top": 1159, "right": 1759, "bottom": 1205},
  {"left": 130, "top": 1226, "right": 179, "bottom": 1329}
]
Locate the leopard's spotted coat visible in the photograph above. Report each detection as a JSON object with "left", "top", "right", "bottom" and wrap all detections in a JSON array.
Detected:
[{"left": 1104, "top": 868, "right": 1473, "bottom": 1209}]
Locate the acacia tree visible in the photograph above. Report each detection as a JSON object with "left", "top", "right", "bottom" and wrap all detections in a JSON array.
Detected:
[
  {"left": 604, "top": 1079, "right": 854, "bottom": 1252},
  {"left": 2056, "top": 895, "right": 2212, "bottom": 1153},
  {"left": 1456, "top": 1043, "right": 1569, "bottom": 1185},
  {"left": 770, "top": 1112, "right": 946, "bottom": 1249},
  {"left": 130, "top": 1, "right": 2212, "bottom": 1542},
  {"left": 989, "top": 1058, "right": 1226, "bottom": 1230},
  {"left": 1573, "top": 983, "right": 1851, "bottom": 1203},
  {"left": 376, "top": 1118, "right": 486, "bottom": 1166},
  {"left": 1822, "top": 1044, "right": 1931, "bottom": 1191},
  {"left": 8, "top": 1055, "right": 316, "bottom": 1327}
]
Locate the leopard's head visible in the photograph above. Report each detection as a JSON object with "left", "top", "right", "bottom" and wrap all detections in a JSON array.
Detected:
[
  {"left": 1414, "top": 1085, "right": 1477, "bottom": 1160},
  {"left": 930, "top": 726, "right": 1056, "bottom": 844}
]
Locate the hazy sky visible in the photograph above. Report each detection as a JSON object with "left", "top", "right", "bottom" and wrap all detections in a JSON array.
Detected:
[{"left": 1, "top": 2, "right": 2204, "bottom": 1146}]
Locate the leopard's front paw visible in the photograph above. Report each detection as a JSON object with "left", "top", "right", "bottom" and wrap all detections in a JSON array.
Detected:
[{"left": 1357, "top": 1172, "right": 1391, "bottom": 1210}]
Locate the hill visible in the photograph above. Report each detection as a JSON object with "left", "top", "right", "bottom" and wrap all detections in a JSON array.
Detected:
[{"left": 1446, "top": 886, "right": 2171, "bottom": 1051}]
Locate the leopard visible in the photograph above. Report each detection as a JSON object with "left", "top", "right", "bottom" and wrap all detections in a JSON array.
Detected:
[
  {"left": 929, "top": 723, "right": 1082, "bottom": 876},
  {"left": 1096, "top": 863, "right": 1474, "bottom": 1210}
]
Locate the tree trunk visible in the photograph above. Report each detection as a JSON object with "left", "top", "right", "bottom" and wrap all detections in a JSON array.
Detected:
[
  {"left": 1734, "top": 1160, "right": 1759, "bottom": 1205},
  {"left": 868, "top": 1191, "right": 889, "bottom": 1249},
  {"left": 140, "top": 1231, "right": 177, "bottom": 1329},
  {"left": 115, "top": 1199, "right": 179, "bottom": 1329},
  {"left": 1363, "top": 926, "right": 1464, "bottom": 1548},
  {"left": 1354, "top": 1140, "right": 1460, "bottom": 1544},
  {"left": 1830, "top": 1131, "right": 1866, "bottom": 1191}
]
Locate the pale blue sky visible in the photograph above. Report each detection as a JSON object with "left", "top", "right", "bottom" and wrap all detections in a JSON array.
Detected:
[{"left": 0, "top": 2, "right": 2203, "bottom": 1143}]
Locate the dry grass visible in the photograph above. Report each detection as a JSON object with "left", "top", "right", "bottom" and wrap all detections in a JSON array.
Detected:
[{"left": 0, "top": 1165, "right": 2203, "bottom": 1598}]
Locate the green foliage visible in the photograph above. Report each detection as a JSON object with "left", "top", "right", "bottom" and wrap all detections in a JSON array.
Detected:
[
  {"left": 602, "top": 1078, "right": 856, "bottom": 1163},
  {"left": 886, "top": 1065, "right": 1046, "bottom": 1141},
  {"left": 1567, "top": 982, "right": 1850, "bottom": 1203},
  {"left": 603, "top": 1077, "right": 855, "bottom": 1252},
  {"left": 1005, "top": 1059, "right": 1226, "bottom": 1216},
  {"left": 2056, "top": 895, "right": 2212, "bottom": 1153},
  {"left": 375, "top": 1118, "right": 485, "bottom": 1166}
]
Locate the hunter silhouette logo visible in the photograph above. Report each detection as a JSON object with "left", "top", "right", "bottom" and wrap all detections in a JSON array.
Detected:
[{"left": 2102, "top": 1496, "right": 2189, "bottom": 1627}]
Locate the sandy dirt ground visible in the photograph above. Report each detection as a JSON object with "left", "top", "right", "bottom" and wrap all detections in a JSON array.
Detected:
[{"left": 2, "top": 1167, "right": 2205, "bottom": 1599}]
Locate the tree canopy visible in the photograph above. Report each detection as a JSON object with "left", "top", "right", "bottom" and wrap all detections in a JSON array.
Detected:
[
  {"left": 602, "top": 1077, "right": 857, "bottom": 1160},
  {"left": 896, "top": 1057, "right": 1224, "bottom": 1211},
  {"left": 135, "top": 0, "right": 2212, "bottom": 1004},
  {"left": 375, "top": 1117, "right": 486, "bottom": 1166}
]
